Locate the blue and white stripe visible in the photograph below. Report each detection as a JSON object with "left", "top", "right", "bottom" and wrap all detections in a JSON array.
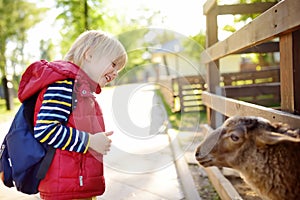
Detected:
[{"left": 34, "top": 79, "right": 89, "bottom": 153}]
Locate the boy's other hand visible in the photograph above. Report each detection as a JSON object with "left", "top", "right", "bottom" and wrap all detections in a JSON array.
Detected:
[{"left": 89, "top": 131, "right": 113, "bottom": 155}]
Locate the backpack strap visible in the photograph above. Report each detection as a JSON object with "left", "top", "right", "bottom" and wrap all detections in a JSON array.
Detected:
[
  {"left": 22, "top": 92, "right": 52, "bottom": 180},
  {"left": 23, "top": 92, "right": 39, "bottom": 131},
  {"left": 36, "top": 146, "right": 55, "bottom": 179},
  {"left": 34, "top": 81, "right": 77, "bottom": 180}
]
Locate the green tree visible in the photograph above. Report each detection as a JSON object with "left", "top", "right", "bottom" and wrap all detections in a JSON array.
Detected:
[
  {"left": 0, "top": 0, "right": 46, "bottom": 110},
  {"left": 223, "top": 0, "right": 279, "bottom": 32},
  {"left": 236, "top": 0, "right": 279, "bottom": 21},
  {"left": 56, "top": 0, "right": 91, "bottom": 55},
  {"left": 183, "top": 31, "right": 206, "bottom": 63},
  {"left": 40, "top": 39, "right": 55, "bottom": 61},
  {"left": 55, "top": 1, "right": 164, "bottom": 79},
  {"left": 222, "top": 0, "right": 280, "bottom": 67},
  {"left": 56, "top": 0, "right": 123, "bottom": 56},
  {"left": 116, "top": 10, "right": 174, "bottom": 76}
]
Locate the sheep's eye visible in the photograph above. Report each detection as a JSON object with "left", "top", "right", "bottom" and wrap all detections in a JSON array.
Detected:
[
  {"left": 230, "top": 134, "right": 239, "bottom": 141},
  {"left": 221, "top": 129, "right": 227, "bottom": 135}
]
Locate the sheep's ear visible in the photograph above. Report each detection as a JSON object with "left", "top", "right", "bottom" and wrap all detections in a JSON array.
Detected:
[
  {"left": 270, "top": 122, "right": 290, "bottom": 133},
  {"left": 256, "top": 131, "right": 300, "bottom": 146}
]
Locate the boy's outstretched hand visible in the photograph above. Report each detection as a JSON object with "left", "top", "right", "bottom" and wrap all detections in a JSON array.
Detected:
[{"left": 89, "top": 131, "right": 113, "bottom": 155}]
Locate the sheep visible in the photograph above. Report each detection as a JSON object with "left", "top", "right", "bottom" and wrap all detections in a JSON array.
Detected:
[{"left": 195, "top": 116, "right": 300, "bottom": 200}]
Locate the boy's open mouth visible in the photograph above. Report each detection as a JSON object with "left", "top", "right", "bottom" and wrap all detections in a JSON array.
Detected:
[{"left": 105, "top": 75, "right": 111, "bottom": 82}]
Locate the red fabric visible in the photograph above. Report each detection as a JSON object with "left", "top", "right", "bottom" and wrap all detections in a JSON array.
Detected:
[{"left": 18, "top": 60, "right": 105, "bottom": 199}]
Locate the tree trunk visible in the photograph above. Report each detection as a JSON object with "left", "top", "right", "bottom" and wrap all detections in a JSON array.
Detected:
[{"left": 2, "top": 76, "right": 13, "bottom": 110}]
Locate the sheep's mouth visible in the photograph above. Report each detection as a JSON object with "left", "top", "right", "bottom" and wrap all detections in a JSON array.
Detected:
[{"left": 196, "top": 156, "right": 214, "bottom": 167}]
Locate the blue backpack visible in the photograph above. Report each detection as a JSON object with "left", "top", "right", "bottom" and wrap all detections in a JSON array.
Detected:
[{"left": 0, "top": 93, "right": 55, "bottom": 194}]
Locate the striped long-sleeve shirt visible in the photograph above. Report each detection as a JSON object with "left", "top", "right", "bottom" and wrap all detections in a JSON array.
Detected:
[{"left": 34, "top": 79, "right": 90, "bottom": 153}]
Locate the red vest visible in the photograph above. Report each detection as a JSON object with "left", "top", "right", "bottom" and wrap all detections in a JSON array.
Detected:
[{"left": 18, "top": 60, "right": 106, "bottom": 199}]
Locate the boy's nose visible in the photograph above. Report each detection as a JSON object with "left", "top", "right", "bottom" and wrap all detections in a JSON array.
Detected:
[{"left": 113, "top": 68, "right": 118, "bottom": 75}]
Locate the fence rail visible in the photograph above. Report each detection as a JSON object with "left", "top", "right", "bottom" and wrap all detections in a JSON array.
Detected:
[
  {"left": 195, "top": 0, "right": 300, "bottom": 199},
  {"left": 201, "top": 0, "right": 300, "bottom": 129},
  {"left": 172, "top": 68, "right": 280, "bottom": 112}
]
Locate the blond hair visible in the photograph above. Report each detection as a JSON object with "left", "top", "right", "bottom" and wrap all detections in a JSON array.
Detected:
[{"left": 64, "top": 30, "right": 127, "bottom": 70}]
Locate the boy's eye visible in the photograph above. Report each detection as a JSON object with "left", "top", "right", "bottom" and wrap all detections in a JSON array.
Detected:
[{"left": 112, "top": 62, "right": 116, "bottom": 68}]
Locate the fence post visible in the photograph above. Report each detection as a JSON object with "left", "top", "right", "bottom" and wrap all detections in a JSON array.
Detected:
[{"left": 204, "top": 0, "right": 224, "bottom": 128}]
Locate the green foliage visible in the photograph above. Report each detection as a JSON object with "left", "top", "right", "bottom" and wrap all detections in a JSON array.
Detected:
[
  {"left": 55, "top": 1, "right": 167, "bottom": 72},
  {"left": 116, "top": 28, "right": 152, "bottom": 80},
  {"left": 56, "top": 0, "right": 125, "bottom": 56},
  {"left": 40, "top": 39, "right": 55, "bottom": 61},
  {"left": 0, "top": 0, "right": 47, "bottom": 111},
  {"left": 221, "top": 0, "right": 280, "bottom": 67},
  {"left": 56, "top": 0, "right": 92, "bottom": 55},
  {"left": 182, "top": 31, "right": 206, "bottom": 63},
  {"left": 223, "top": 24, "right": 236, "bottom": 32},
  {"left": 221, "top": 0, "right": 279, "bottom": 33},
  {"left": 0, "top": 0, "right": 46, "bottom": 76},
  {"left": 190, "top": 32, "right": 206, "bottom": 48},
  {"left": 117, "top": 28, "right": 207, "bottom": 81},
  {"left": 236, "top": 0, "right": 279, "bottom": 22}
]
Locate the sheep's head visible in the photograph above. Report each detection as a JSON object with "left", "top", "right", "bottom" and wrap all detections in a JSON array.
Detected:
[{"left": 195, "top": 116, "right": 300, "bottom": 169}]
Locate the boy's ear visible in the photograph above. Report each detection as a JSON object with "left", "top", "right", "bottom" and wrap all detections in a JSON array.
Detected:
[{"left": 84, "top": 49, "right": 93, "bottom": 62}]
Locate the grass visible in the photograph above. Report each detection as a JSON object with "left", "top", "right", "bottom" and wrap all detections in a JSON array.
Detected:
[{"left": 0, "top": 98, "right": 20, "bottom": 123}]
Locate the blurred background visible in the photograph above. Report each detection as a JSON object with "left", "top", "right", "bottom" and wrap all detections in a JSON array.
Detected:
[{"left": 0, "top": 0, "right": 279, "bottom": 115}]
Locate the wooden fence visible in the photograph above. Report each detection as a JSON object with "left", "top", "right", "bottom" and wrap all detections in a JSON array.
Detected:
[
  {"left": 172, "top": 75, "right": 206, "bottom": 112},
  {"left": 202, "top": 0, "right": 300, "bottom": 129},
  {"left": 198, "top": 0, "right": 300, "bottom": 199},
  {"left": 172, "top": 67, "right": 280, "bottom": 112}
]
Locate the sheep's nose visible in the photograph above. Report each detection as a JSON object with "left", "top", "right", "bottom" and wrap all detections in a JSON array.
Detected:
[{"left": 195, "top": 150, "right": 200, "bottom": 158}]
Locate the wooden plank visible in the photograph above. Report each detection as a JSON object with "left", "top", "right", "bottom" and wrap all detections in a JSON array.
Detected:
[
  {"left": 218, "top": 2, "right": 277, "bottom": 15},
  {"left": 205, "top": 167, "right": 242, "bottom": 200},
  {"left": 206, "top": 62, "right": 223, "bottom": 128},
  {"left": 174, "top": 68, "right": 280, "bottom": 113},
  {"left": 202, "top": 91, "right": 300, "bottom": 129},
  {"left": 221, "top": 68, "right": 280, "bottom": 85},
  {"left": 224, "top": 83, "right": 280, "bottom": 107},
  {"left": 168, "top": 130, "right": 202, "bottom": 200},
  {"left": 235, "top": 41, "right": 279, "bottom": 54},
  {"left": 183, "top": 97, "right": 202, "bottom": 101},
  {"left": 203, "top": 0, "right": 217, "bottom": 15},
  {"left": 224, "top": 83, "right": 280, "bottom": 97},
  {"left": 205, "top": 0, "right": 220, "bottom": 127},
  {"left": 293, "top": 30, "right": 300, "bottom": 115},
  {"left": 206, "top": 4, "right": 218, "bottom": 47},
  {"left": 177, "top": 77, "right": 205, "bottom": 85},
  {"left": 280, "top": 33, "right": 294, "bottom": 112},
  {"left": 201, "top": 0, "right": 300, "bottom": 64},
  {"left": 175, "top": 75, "right": 206, "bottom": 113}
]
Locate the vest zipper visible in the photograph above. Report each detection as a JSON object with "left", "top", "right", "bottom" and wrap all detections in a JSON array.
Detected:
[
  {"left": 79, "top": 155, "right": 83, "bottom": 186},
  {"left": 79, "top": 175, "right": 83, "bottom": 186}
]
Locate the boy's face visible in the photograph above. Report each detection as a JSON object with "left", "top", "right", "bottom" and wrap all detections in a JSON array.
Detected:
[{"left": 83, "top": 53, "right": 119, "bottom": 87}]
